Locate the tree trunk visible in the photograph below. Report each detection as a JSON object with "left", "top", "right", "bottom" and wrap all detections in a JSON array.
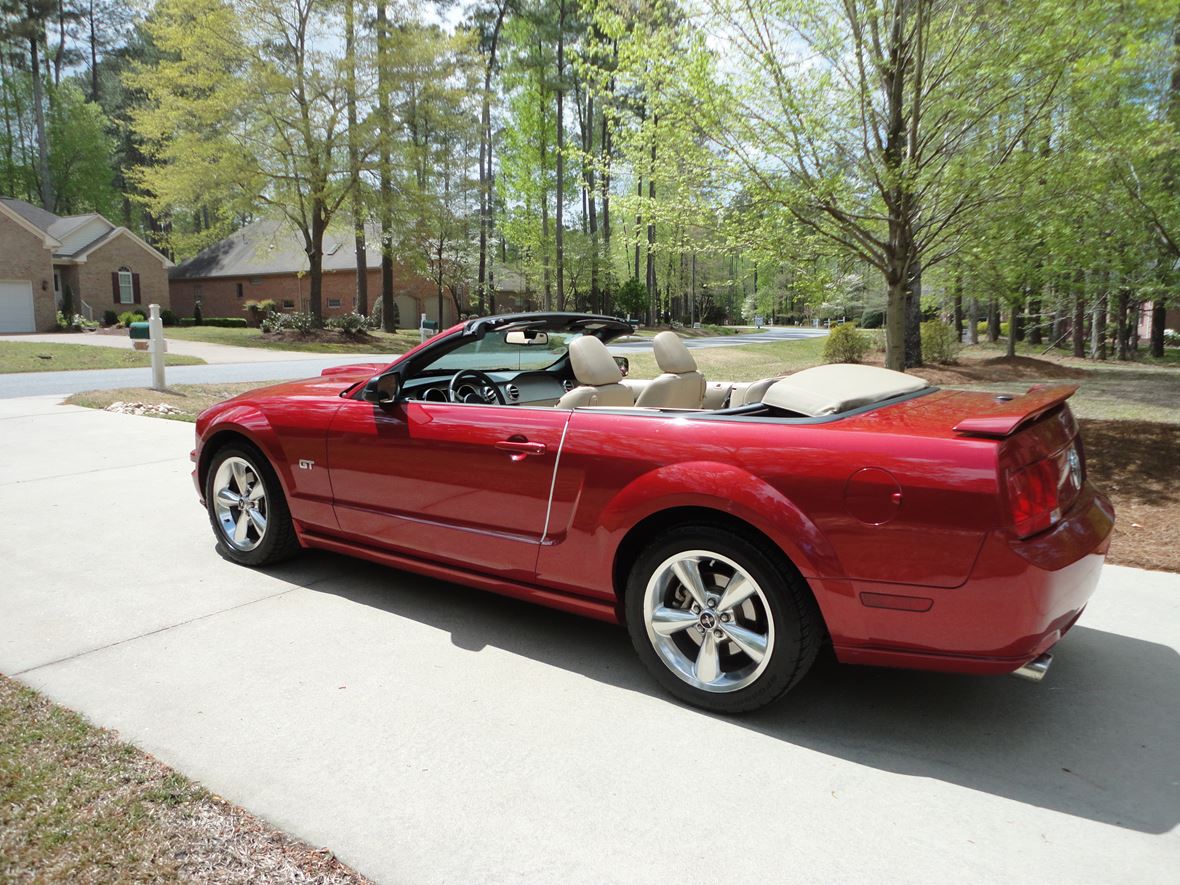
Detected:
[
  {"left": 307, "top": 212, "right": 325, "bottom": 326},
  {"left": 1006, "top": 303, "right": 1017, "bottom": 359},
  {"left": 585, "top": 92, "right": 599, "bottom": 315},
  {"left": 1027, "top": 296, "right": 1042, "bottom": 346},
  {"left": 1116, "top": 288, "right": 1130, "bottom": 360},
  {"left": 952, "top": 274, "right": 963, "bottom": 342},
  {"left": 477, "top": 2, "right": 506, "bottom": 315},
  {"left": 884, "top": 248, "right": 907, "bottom": 371},
  {"left": 646, "top": 120, "right": 657, "bottom": 323},
  {"left": 344, "top": 0, "right": 367, "bottom": 316},
  {"left": 28, "top": 33, "right": 54, "bottom": 210},
  {"left": 967, "top": 296, "right": 979, "bottom": 345},
  {"left": 987, "top": 298, "right": 1000, "bottom": 342},
  {"left": 1091, "top": 292, "right": 1106, "bottom": 360},
  {"left": 376, "top": 3, "right": 396, "bottom": 330},
  {"left": 555, "top": 0, "right": 565, "bottom": 310},
  {"left": 1151, "top": 299, "right": 1166, "bottom": 357},
  {"left": 1072, "top": 290, "right": 1085, "bottom": 358},
  {"left": 88, "top": 0, "right": 99, "bottom": 101},
  {"left": 904, "top": 260, "right": 923, "bottom": 368},
  {"left": 600, "top": 56, "right": 614, "bottom": 314}
]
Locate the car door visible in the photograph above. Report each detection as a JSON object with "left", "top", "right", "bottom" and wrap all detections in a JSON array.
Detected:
[{"left": 326, "top": 397, "right": 572, "bottom": 582}]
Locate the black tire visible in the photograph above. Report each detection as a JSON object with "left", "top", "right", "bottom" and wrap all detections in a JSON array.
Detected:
[
  {"left": 624, "top": 524, "right": 822, "bottom": 714},
  {"left": 204, "top": 442, "right": 300, "bottom": 567}
]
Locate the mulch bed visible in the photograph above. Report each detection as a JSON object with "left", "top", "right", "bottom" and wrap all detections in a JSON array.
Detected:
[
  {"left": 1078, "top": 420, "right": 1180, "bottom": 574},
  {"left": 261, "top": 330, "right": 377, "bottom": 345}
]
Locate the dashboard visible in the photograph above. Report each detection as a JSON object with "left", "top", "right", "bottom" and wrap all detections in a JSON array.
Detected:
[{"left": 401, "top": 370, "right": 571, "bottom": 407}]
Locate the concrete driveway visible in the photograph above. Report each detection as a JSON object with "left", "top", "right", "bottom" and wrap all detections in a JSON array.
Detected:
[{"left": 1, "top": 396, "right": 1177, "bottom": 883}]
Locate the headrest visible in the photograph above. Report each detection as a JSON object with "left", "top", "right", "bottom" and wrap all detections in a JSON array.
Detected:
[
  {"left": 652, "top": 331, "right": 698, "bottom": 374},
  {"left": 569, "top": 335, "right": 623, "bottom": 386},
  {"left": 762, "top": 364, "right": 928, "bottom": 417}
]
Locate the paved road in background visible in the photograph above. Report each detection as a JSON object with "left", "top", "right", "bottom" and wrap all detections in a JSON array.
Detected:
[
  {"left": 0, "top": 326, "right": 828, "bottom": 398},
  {"left": 2, "top": 395, "right": 1176, "bottom": 885},
  {"left": 0, "top": 354, "right": 399, "bottom": 399},
  {"left": 610, "top": 325, "right": 828, "bottom": 351}
]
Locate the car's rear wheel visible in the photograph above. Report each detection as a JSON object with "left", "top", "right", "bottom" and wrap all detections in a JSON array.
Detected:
[
  {"left": 625, "top": 526, "right": 821, "bottom": 713},
  {"left": 205, "top": 443, "right": 299, "bottom": 566}
]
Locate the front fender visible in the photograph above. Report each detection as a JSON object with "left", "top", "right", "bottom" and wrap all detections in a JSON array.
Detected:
[
  {"left": 197, "top": 404, "right": 294, "bottom": 502},
  {"left": 599, "top": 461, "right": 845, "bottom": 581}
]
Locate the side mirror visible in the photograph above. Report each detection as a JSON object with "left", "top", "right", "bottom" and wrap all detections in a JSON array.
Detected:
[
  {"left": 362, "top": 373, "right": 399, "bottom": 404},
  {"left": 613, "top": 356, "right": 629, "bottom": 377}
]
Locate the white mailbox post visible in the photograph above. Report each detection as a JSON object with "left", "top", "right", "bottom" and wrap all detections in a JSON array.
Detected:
[{"left": 148, "top": 303, "right": 167, "bottom": 391}]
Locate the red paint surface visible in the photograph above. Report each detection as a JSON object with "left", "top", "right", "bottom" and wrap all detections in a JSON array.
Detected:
[{"left": 193, "top": 340, "right": 1114, "bottom": 677}]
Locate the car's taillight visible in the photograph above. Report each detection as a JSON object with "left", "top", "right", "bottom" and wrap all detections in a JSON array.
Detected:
[{"left": 1006, "top": 457, "right": 1061, "bottom": 538}]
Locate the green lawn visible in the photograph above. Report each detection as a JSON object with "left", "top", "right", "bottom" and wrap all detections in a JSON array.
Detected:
[
  {"left": 0, "top": 342, "right": 204, "bottom": 373},
  {"left": 165, "top": 325, "right": 421, "bottom": 354}
]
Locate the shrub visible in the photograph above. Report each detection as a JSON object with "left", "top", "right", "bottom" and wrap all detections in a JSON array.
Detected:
[
  {"left": 102, "top": 309, "right": 118, "bottom": 327},
  {"left": 258, "top": 298, "right": 278, "bottom": 315},
  {"left": 823, "top": 322, "right": 871, "bottom": 364},
  {"left": 261, "top": 311, "right": 315, "bottom": 334},
  {"left": 193, "top": 304, "right": 203, "bottom": 325},
  {"left": 118, "top": 309, "right": 146, "bottom": 327},
  {"left": 327, "top": 311, "right": 370, "bottom": 336},
  {"left": 194, "top": 316, "right": 247, "bottom": 328},
  {"left": 1163, "top": 328, "right": 1179, "bottom": 347},
  {"left": 921, "top": 320, "right": 961, "bottom": 364},
  {"left": 159, "top": 308, "right": 177, "bottom": 326},
  {"left": 860, "top": 308, "right": 885, "bottom": 329}
]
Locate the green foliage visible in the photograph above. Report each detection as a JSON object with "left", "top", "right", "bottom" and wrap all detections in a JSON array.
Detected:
[
  {"left": 193, "top": 304, "right": 202, "bottom": 325},
  {"left": 47, "top": 83, "right": 120, "bottom": 216},
  {"left": 102, "top": 310, "right": 118, "bottom": 327},
  {"left": 920, "top": 321, "right": 961, "bottom": 365},
  {"left": 159, "top": 309, "right": 177, "bottom": 326},
  {"left": 823, "top": 323, "right": 871, "bottom": 364},
  {"left": 615, "top": 278, "right": 648, "bottom": 320},
  {"left": 118, "top": 310, "right": 146, "bottom": 327}
]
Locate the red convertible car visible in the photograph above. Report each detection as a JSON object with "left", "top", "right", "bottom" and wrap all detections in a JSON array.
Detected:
[{"left": 192, "top": 312, "right": 1114, "bottom": 713}]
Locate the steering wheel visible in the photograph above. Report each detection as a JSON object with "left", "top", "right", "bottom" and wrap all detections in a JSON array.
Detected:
[{"left": 448, "top": 369, "right": 507, "bottom": 405}]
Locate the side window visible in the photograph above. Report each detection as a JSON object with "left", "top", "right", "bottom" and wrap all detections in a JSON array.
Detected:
[{"left": 118, "top": 268, "right": 134, "bottom": 304}]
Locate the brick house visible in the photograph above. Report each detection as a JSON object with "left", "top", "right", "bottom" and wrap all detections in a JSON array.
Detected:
[
  {"left": 169, "top": 220, "right": 467, "bottom": 327},
  {"left": 0, "top": 197, "right": 173, "bottom": 333}
]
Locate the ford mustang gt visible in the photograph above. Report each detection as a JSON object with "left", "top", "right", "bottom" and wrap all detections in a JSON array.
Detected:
[{"left": 191, "top": 312, "right": 1114, "bottom": 713}]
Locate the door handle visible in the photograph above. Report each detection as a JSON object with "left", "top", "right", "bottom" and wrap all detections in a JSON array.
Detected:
[{"left": 495, "top": 439, "right": 547, "bottom": 460}]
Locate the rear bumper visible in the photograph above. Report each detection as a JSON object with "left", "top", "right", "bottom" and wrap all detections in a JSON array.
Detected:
[{"left": 832, "top": 482, "right": 1115, "bottom": 675}]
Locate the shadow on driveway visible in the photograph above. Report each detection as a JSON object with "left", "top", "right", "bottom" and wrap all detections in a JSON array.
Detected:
[{"left": 263, "top": 550, "right": 1180, "bottom": 836}]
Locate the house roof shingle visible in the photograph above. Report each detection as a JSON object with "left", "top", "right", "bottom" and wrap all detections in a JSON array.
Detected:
[{"left": 170, "top": 219, "right": 394, "bottom": 280}]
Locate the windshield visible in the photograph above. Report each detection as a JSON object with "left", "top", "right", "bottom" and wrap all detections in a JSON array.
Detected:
[{"left": 420, "top": 330, "right": 581, "bottom": 373}]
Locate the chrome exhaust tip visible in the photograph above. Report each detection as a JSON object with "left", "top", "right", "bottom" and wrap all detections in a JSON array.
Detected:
[{"left": 1012, "top": 652, "right": 1053, "bottom": 683}]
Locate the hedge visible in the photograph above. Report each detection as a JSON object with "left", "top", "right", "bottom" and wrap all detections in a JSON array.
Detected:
[{"left": 178, "top": 316, "right": 248, "bottom": 328}]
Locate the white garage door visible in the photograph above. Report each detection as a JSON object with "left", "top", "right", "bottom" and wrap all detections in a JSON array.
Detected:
[{"left": 0, "top": 280, "right": 36, "bottom": 333}]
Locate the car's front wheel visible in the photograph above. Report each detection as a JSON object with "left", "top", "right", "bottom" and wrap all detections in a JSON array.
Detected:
[
  {"left": 625, "top": 526, "right": 822, "bottom": 713},
  {"left": 205, "top": 443, "right": 299, "bottom": 566}
]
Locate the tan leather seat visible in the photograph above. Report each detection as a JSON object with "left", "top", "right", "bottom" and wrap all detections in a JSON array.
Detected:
[
  {"left": 634, "top": 331, "right": 706, "bottom": 409},
  {"left": 557, "top": 336, "right": 635, "bottom": 408}
]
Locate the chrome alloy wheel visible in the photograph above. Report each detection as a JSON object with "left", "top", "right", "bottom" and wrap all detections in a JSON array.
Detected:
[
  {"left": 642, "top": 550, "right": 775, "bottom": 693},
  {"left": 212, "top": 456, "right": 268, "bottom": 552}
]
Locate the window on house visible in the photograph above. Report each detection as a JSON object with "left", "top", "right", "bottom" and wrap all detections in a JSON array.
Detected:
[
  {"left": 282, "top": 299, "right": 295, "bottom": 309},
  {"left": 249, "top": 277, "right": 262, "bottom": 285},
  {"left": 118, "top": 268, "right": 134, "bottom": 304},
  {"left": 327, "top": 297, "right": 341, "bottom": 309},
  {"left": 236, "top": 282, "right": 244, "bottom": 298}
]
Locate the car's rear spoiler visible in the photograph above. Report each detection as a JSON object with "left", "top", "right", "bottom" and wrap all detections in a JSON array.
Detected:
[{"left": 952, "top": 385, "right": 1078, "bottom": 438}]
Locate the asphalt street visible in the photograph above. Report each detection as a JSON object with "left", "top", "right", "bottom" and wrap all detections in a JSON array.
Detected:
[
  {"left": 0, "top": 395, "right": 1176, "bottom": 884},
  {"left": 0, "top": 355, "right": 397, "bottom": 399}
]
